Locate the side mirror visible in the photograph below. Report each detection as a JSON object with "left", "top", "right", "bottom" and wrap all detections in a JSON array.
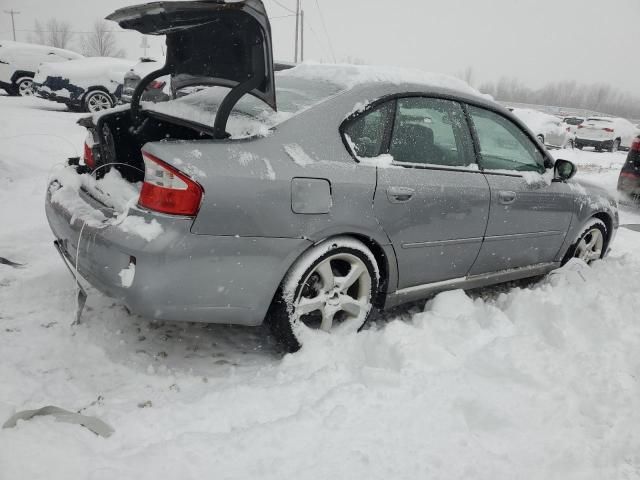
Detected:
[{"left": 553, "top": 159, "right": 577, "bottom": 182}]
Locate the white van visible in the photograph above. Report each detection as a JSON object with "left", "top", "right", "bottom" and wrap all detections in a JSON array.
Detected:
[{"left": 0, "top": 40, "right": 83, "bottom": 96}]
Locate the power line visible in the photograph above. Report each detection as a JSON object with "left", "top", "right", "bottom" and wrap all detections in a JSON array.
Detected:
[
  {"left": 269, "top": 0, "right": 296, "bottom": 14},
  {"left": 314, "top": 0, "right": 336, "bottom": 63}
]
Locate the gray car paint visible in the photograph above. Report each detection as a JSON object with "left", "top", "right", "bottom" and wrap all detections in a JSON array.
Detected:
[{"left": 45, "top": 79, "right": 619, "bottom": 327}]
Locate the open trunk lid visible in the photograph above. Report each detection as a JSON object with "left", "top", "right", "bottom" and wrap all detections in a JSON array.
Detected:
[{"left": 106, "top": 0, "right": 276, "bottom": 111}]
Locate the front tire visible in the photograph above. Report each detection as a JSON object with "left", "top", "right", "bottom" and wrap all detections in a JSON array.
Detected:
[
  {"left": 563, "top": 219, "right": 607, "bottom": 265},
  {"left": 15, "top": 77, "right": 34, "bottom": 96},
  {"left": 83, "top": 90, "right": 114, "bottom": 113},
  {"left": 268, "top": 237, "right": 380, "bottom": 352}
]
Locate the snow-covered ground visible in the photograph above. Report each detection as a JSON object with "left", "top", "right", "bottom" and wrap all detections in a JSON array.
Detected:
[{"left": 1, "top": 94, "right": 640, "bottom": 479}]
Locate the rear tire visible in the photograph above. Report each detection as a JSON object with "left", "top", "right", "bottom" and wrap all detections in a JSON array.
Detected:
[
  {"left": 562, "top": 219, "right": 608, "bottom": 265},
  {"left": 83, "top": 90, "right": 114, "bottom": 113},
  {"left": 268, "top": 237, "right": 380, "bottom": 353},
  {"left": 610, "top": 139, "right": 620, "bottom": 153}
]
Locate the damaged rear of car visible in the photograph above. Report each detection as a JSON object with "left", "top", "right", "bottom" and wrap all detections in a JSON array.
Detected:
[{"left": 45, "top": 0, "right": 322, "bottom": 329}]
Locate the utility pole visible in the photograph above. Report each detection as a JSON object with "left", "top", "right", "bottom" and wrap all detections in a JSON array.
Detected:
[
  {"left": 300, "top": 9, "right": 304, "bottom": 62},
  {"left": 294, "top": 0, "right": 300, "bottom": 63},
  {"left": 4, "top": 9, "right": 20, "bottom": 41}
]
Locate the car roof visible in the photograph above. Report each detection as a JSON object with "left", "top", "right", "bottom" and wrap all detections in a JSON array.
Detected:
[{"left": 0, "top": 40, "right": 82, "bottom": 57}]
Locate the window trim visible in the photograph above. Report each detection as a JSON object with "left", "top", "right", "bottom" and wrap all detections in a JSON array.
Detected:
[
  {"left": 340, "top": 92, "right": 481, "bottom": 174},
  {"left": 462, "top": 103, "right": 553, "bottom": 176}
]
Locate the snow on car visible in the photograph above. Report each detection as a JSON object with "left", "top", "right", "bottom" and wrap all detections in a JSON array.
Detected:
[
  {"left": 575, "top": 116, "right": 637, "bottom": 152},
  {"left": 0, "top": 40, "right": 83, "bottom": 96},
  {"left": 33, "top": 57, "right": 138, "bottom": 112},
  {"left": 511, "top": 107, "right": 574, "bottom": 148}
]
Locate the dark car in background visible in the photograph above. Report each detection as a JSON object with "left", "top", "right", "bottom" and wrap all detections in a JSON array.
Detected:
[
  {"left": 121, "top": 58, "right": 170, "bottom": 104},
  {"left": 618, "top": 137, "right": 640, "bottom": 202}
]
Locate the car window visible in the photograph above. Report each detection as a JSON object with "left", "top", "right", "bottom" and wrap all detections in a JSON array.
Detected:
[
  {"left": 389, "top": 97, "right": 473, "bottom": 167},
  {"left": 343, "top": 102, "right": 393, "bottom": 158},
  {"left": 468, "top": 106, "right": 545, "bottom": 173}
]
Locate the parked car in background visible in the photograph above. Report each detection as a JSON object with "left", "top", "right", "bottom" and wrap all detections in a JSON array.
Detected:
[
  {"left": 511, "top": 108, "right": 574, "bottom": 148},
  {"left": 0, "top": 40, "right": 83, "bottom": 96},
  {"left": 563, "top": 116, "right": 585, "bottom": 136},
  {"left": 120, "top": 58, "right": 170, "bottom": 104},
  {"left": 45, "top": 0, "right": 619, "bottom": 352},
  {"left": 34, "top": 57, "right": 137, "bottom": 112},
  {"left": 617, "top": 136, "right": 640, "bottom": 201},
  {"left": 575, "top": 117, "right": 636, "bottom": 152}
]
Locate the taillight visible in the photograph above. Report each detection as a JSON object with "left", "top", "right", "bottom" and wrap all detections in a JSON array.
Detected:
[
  {"left": 578, "top": 125, "right": 584, "bottom": 129},
  {"left": 138, "top": 151, "right": 203, "bottom": 216},
  {"left": 148, "top": 80, "right": 166, "bottom": 90},
  {"left": 566, "top": 127, "right": 570, "bottom": 132},
  {"left": 83, "top": 132, "right": 95, "bottom": 169},
  {"left": 603, "top": 128, "right": 614, "bottom": 132},
  {"left": 620, "top": 171, "right": 639, "bottom": 179},
  {"left": 632, "top": 138, "right": 640, "bottom": 152}
]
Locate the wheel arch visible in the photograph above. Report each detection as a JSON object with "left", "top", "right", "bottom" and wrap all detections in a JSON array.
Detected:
[
  {"left": 592, "top": 211, "right": 613, "bottom": 249},
  {"left": 82, "top": 86, "right": 116, "bottom": 104},
  {"left": 10, "top": 70, "right": 34, "bottom": 84}
]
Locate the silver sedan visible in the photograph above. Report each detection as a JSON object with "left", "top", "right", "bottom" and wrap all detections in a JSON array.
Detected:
[{"left": 45, "top": 1, "right": 619, "bottom": 352}]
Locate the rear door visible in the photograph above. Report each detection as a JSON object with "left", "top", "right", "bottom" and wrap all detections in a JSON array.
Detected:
[
  {"left": 465, "top": 105, "right": 574, "bottom": 274},
  {"left": 346, "top": 96, "right": 490, "bottom": 289}
]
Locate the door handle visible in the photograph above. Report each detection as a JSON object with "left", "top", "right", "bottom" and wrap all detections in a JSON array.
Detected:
[
  {"left": 498, "top": 190, "right": 517, "bottom": 205},
  {"left": 386, "top": 186, "right": 415, "bottom": 203}
]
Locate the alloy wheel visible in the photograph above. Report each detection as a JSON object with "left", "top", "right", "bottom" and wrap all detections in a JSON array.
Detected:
[
  {"left": 293, "top": 252, "right": 372, "bottom": 332},
  {"left": 18, "top": 79, "right": 34, "bottom": 96},
  {"left": 86, "top": 92, "right": 113, "bottom": 113},
  {"left": 574, "top": 227, "right": 604, "bottom": 263}
]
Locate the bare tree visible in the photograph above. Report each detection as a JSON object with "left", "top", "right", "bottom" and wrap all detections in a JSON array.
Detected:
[
  {"left": 29, "top": 19, "right": 73, "bottom": 49},
  {"left": 456, "top": 66, "right": 475, "bottom": 88},
  {"left": 82, "top": 20, "right": 125, "bottom": 58}
]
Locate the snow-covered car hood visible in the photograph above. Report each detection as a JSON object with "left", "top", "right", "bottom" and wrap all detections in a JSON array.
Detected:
[{"left": 34, "top": 57, "right": 137, "bottom": 88}]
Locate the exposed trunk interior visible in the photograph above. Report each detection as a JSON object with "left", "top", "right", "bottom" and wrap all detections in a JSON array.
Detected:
[{"left": 88, "top": 110, "right": 213, "bottom": 182}]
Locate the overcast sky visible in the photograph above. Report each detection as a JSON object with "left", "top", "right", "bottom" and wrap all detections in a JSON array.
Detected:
[{"left": 1, "top": 0, "right": 639, "bottom": 95}]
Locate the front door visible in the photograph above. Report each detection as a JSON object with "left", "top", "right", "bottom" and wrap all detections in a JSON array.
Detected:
[
  {"left": 346, "top": 96, "right": 491, "bottom": 289},
  {"left": 465, "top": 105, "right": 574, "bottom": 274}
]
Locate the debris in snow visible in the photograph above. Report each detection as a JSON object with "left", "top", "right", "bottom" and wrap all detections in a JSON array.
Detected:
[
  {"left": 0, "top": 257, "right": 24, "bottom": 269},
  {"left": 2, "top": 406, "right": 114, "bottom": 438},
  {"left": 118, "top": 263, "right": 136, "bottom": 288},
  {"left": 284, "top": 144, "right": 316, "bottom": 167}
]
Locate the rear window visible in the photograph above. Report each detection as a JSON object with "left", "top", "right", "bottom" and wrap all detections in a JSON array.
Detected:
[
  {"left": 564, "top": 117, "right": 584, "bottom": 125},
  {"left": 144, "top": 75, "right": 345, "bottom": 138}
]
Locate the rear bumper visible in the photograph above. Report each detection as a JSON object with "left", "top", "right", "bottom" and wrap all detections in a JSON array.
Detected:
[
  {"left": 45, "top": 179, "right": 311, "bottom": 326},
  {"left": 618, "top": 175, "right": 640, "bottom": 195},
  {"left": 575, "top": 138, "right": 614, "bottom": 149}
]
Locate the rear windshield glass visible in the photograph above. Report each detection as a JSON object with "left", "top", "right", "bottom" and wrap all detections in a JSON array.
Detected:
[
  {"left": 144, "top": 75, "right": 344, "bottom": 138},
  {"left": 564, "top": 117, "right": 584, "bottom": 125}
]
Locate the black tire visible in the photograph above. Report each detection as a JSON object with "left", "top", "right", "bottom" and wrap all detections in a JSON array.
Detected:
[
  {"left": 576, "top": 144, "right": 583, "bottom": 150},
  {"left": 610, "top": 139, "right": 620, "bottom": 153},
  {"left": 562, "top": 219, "right": 608, "bottom": 265},
  {"left": 268, "top": 237, "right": 380, "bottom": 353},
  {"left": 83, "top": 90, "right": 114, "bottom": 113},
  {"left": 15, "top": 77, "right": 34, "bottom": 96}
]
